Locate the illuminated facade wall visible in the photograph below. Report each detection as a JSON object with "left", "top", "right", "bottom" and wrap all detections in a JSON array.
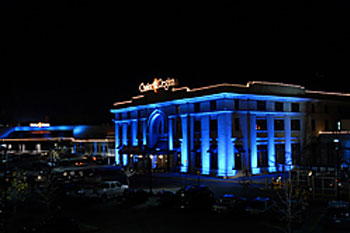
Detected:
[
  {"left": 0, "top": 125, "right": 115, "bottom": 160},
  {"left": 111, "top": 81, "right": 350, "bottom": 176}
]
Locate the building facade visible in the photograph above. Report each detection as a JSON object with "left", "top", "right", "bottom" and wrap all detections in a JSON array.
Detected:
[
  {"left": 111, "top": 80, "right": 350, "bottom": 177},
  {"left": 0, "top": 124, "right": 115, "bottom": 162}
]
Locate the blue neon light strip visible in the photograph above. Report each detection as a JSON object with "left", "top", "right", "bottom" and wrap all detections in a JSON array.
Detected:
[{"left": 0, "top": 125, "right": 90, "bottom": 139}]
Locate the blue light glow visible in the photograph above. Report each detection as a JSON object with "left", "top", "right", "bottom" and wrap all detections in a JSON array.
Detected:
[
  {"left": 111, "top": 89, "right": 311, "bottom": 176},
  {"left": 217, "top": 113, "right": 234, "bottom": 177},
  {"left": 201, "top": 116, "right": 210, "bottom": 175},
  {"left": 250, "top": 115, "right": 258, "bottom": 172},
  {"left": 73, "top": 125, "right": 89, "bottom": 137},
  {"left": 180, "top": 116, "right": 188, "bottom": 173},
  {"left": 0, "top": 125, "right": 91, "bottom": 139}
]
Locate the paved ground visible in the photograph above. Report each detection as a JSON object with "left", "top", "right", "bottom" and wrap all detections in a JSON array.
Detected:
[{"left": 5, "top": 165, "right": 349, "bottom": 233}]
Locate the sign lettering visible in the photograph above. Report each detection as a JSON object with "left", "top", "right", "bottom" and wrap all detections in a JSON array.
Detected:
[{"left": 139, "top": 78, "right": 176, "bottom": 93}]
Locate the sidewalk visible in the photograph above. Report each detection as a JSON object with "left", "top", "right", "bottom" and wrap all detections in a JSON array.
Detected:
[
  {"left": 100, "top": 164, "right": 289, "bottom": 184},
  {"left": 152, "top": 171, "right": 290, "bottom": 185}
]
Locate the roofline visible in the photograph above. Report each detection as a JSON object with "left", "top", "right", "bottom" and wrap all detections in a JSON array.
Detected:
[{"left": 111, "top": 81, "right": 350, "bottom": 110}]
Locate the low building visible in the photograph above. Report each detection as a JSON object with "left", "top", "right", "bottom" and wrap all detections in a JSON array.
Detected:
[
  {"left": 111, "top": 79, "right": 350, "bottom": 177},
  {"left": 0, "top": 123, "right": 115, "bottom": 162}
]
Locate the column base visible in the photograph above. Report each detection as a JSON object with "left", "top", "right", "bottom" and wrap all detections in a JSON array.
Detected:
[
  {"left": 217, "top": 169, "right": 237, "bottom": 177},
  {"left": 201, "top": 167, "right": 210, "bottom": 175},
  {"left": 268, "top": 166, "right": 277, "bottom": 173},
  {"left": 180, "top": 165, "right": 188, "bottom": 173},
  {"left": 251, "top": 167, "right": 261, "bottom": 175}
]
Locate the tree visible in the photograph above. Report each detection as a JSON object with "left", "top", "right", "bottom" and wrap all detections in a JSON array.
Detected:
[
  {"left": 122, "top": 165, "right": 136, "bottom": 187},
  {"left": 271, "top": 162, "right": 309, "bottom": 233}
]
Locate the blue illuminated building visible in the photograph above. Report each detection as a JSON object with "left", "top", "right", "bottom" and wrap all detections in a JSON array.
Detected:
[
  {"left": 111, "top": 81, "right": 350, "bottom": 176},
  {"left": 0, "top": 124, "right": 115, "bottom": 162}
]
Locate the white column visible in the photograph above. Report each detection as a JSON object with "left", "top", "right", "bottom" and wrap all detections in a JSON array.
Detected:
[
  {"left": 94, "top": 142, "right": 97, "bottom": 154},
  {"left": 249, "top": 114, "right": 259, "bottom": 174},
  {"left": 201, "top": 116, "right": 210, "bottom": 175},
  {"left": 217, "top": 113, "right": 234, "bottom": 177},
  {"left": 122, "top": 123, "right": 128, "bottom": 166},
  {"left": 142, "top": 119, "right": 147, "bottom": 146},
  {"left": 131, "top": 120, "right": 138, "bottom": 146},
  {"left": 189, "top": 116, "right": 195, "bottom": 173},
  {"left": 168, "top": 117, "right": 174, "bottom": 151},
  {"left": 180, "top": 115, "right": 189, "bottom": 172},
  {"left": 267, "top": 115, "right": 276, "bottom": 172},
  {"left": 115, "top": 123, "right": 120, "bottom": 165},
  {"left": 239, "top": 114, "right": 249, "bottom": 175},
  {"left": 285, "top": 116, "right": 292, "bottom": 170}
]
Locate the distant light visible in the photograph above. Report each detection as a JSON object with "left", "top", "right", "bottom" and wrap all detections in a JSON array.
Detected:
[{"left": 30, "top": 122, "right": 50, "bottom": 128}]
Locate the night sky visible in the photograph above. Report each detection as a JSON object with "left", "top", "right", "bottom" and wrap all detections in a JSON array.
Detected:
[{"left": 2, "top": 1, "right": 350, "bottom": 125}]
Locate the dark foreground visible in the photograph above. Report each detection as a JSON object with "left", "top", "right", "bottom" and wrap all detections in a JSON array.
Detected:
[{"left": 6, "top": 172, "right": 350, "bottom": 233}]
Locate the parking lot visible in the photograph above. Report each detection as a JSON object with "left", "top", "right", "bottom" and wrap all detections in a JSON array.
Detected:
[{"left": 2, "top": 154, "right": 350, "bottom": 233}]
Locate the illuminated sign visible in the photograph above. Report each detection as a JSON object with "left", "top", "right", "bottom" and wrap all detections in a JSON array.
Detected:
[
  {"left": 139, "top": 78, "right": 176, "bottom": 93},
  {"left": 29, "top": 122, "right": 50, "bottom": 128}
]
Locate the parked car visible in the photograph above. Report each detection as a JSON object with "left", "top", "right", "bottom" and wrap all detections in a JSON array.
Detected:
[
  {"left": 245, "top": 196, "right": 273, "bottom": 215},
  {"left": 324, "top": 200, "right": 350, "bottom": 229},
  {"left": 91, "top": 154, "right": 107, "bottom": 164},
  {"left": 176, "top": 184, "right": 215, "bottom": 210},
  {"left": 75, "top": 181, "right": 128, "bottom": 201},
  {"left": 212, "top": 194, "right": 247, "bottom": 214}
]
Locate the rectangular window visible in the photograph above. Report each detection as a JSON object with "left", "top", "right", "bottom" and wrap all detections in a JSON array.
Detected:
[
  {"left": 194, "top": 119, "right": 201, "bottom": 133},
  {"left": 274, "top": 119, "right": 284, "bottom": 131},
  {"left": 275, "top": 102, "right": 284, "bottom": 111},
  {"left": 210, "top": 100, "right": 217, "bottom": 111},
  {"left": 194, "top": 102, "right": 200, "bottom": 113},
  {"left": 119, "top": 125, "right": 123, "bottom": 144},
  {"left": 127, "top": 124, "right": 132, "bottom": 143},
  {"left": 235, "top": 99, "right": 240, "bottom": 110},
  {"left": 257, "top": 101, "right": 266, "bottom": 111},
  {"left": 325, "top": 120, "right": 329, "bottom": 131},
  {"left": 256, "top": 119, "right": 267, "bottom": 131},
  {"left": 210, "top": 141, "right": 218, "bottom": 170},
  {"left": 291, "top": 119, "right": 301, "bottom": 131},
  {"left": 137, "top": 121, "right": 143, "bottom": 141},
  {"left": 210, "top": 118, "right": 217, "bottom": 138},
  {"left": 176, "top": 117, "right": 182, "bottom": 138},
  {"left": 194, "top": 143, "right": 202, "bottom": 169},
  {"left": 291, "top": 103, "right": 300, "bottom": 112},
  {"left": 235, "top": 118, "right": 240, "bottom": 131},
  {"left": 275, "top": 144, "right": 285, "bottom": 165},
  {"left": 311, "top": 104, "right": 315, "bottom": 113},
  {"left": 292, "top": 143, "right": 301, "bottom": 165},
  {"left": 257, "top": 145, "right": 268, "bottom": 167},
  {"left": 234, "top": 145, "right": 243, "bottom": 170}
]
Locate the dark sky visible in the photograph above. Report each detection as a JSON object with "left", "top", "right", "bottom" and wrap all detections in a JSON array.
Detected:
[{"left": 2, "top": 1, "right": 350, "bottom": 125}]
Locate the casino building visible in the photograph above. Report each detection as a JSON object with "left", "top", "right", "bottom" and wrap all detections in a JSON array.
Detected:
[
  {"left": 0, "top": 124, "right": 115, "bottom": 162},
  {"left": 111, "top": 80, "right": 350, "bottom": 177}
]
